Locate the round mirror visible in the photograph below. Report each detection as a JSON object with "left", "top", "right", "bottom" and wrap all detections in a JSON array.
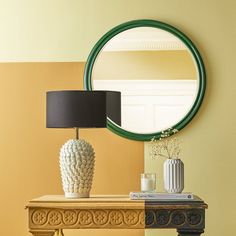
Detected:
[{"left": 84, "top": 20, "right": 206, "bottom": 141}]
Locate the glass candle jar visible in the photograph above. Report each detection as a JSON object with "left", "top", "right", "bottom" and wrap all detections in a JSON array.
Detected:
[{"left": 141, "top": 173, "right": 156, "bottom": 192}]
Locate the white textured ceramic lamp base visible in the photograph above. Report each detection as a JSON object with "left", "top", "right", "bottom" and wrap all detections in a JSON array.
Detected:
[
  {"left": 164, "top": 159, "right": 184, "bottom": 193},
  {"left": 60, "top": 139, "right": 95, "bottom": 199}
]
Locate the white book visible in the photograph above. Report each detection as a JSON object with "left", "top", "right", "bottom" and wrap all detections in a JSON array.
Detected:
[{"left": 129, "top": 192, "right": 194, "bottom": 200}]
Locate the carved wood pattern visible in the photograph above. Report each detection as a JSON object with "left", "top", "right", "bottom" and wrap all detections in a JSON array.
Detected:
[
  {"left": 145, "top": 209, "right": 204, "bottom": 229},
  {"left": 27, "top": 195, "right": 207, "bottom": 234},
  {"left": 30, "top": 208, "right": 204, "bottom": 230},
  {"left": 30, "top": 209, "right": 145, "bottom": 229}
]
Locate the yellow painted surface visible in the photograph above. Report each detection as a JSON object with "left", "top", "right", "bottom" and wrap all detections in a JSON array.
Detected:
[
  {"left": 93, "top": 50, "right": 196, "bottom": 80},
  {"left": 0, "top": 63, "right": 143, "bottom": 236},
  {"left": 0, "top": 0, "right": 234, "bottom": 64},
  {"left": 0, "top": 1, "right": 235, "bottom": 236}
]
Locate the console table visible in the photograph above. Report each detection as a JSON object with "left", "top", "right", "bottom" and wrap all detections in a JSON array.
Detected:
[{"left": 26, "top": 195, "right": 207, "bottom": 236}]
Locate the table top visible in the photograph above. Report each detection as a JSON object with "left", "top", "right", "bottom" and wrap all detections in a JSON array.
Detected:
[
  {"left": 27, "top": 195, "right": 207, "bottom": 231},
  {"left": 27, "top": 195, "right": 208, "bottom": 209}
]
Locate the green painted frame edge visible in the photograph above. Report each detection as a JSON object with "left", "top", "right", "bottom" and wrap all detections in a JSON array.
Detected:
[{"left": 84, "top": 19, "right": 206, "bottom": 141}]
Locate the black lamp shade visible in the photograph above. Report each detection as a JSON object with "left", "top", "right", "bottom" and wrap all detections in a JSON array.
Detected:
[{"left": 46, "top": 91, "right": 121, "bottom": 128}]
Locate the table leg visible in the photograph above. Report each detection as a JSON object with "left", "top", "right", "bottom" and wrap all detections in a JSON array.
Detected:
[
  {"left": 29, "top": 230, "right": 56, "bottom": 236},
  {"left": 55, "top": 229, "right": 64, "bottom": 236},
  {"left": 177, "top": 229, "right": 204, "bottom": 236}
]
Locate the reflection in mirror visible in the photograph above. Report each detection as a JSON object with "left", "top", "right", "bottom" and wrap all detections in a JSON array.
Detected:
[{"left": 91, "top": 27, "right": 198, "bottom": 134}]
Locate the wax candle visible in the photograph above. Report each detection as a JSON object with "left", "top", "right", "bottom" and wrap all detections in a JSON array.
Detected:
[{"left": 141, "top": 173, "right": 156, "bottom": 192}]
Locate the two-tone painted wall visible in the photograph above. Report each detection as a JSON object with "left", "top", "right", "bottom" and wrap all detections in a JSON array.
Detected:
[{"left": 0, "top": 1, "right": 235, "bottom": 236}]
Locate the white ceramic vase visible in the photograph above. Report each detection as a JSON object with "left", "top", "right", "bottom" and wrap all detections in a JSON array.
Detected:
[
  {"left": 163, "top": 158, "right": 184, "bottom": 193},
  {"left": 59, "top": 139, "right": 95, "bottom": 198}
]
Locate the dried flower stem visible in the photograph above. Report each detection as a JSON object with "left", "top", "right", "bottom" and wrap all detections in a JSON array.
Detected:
[{"left": 149, "top": 128, "right": 182, "bottom": 160}]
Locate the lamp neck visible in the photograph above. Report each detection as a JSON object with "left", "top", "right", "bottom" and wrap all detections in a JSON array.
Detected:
[{"left": 75, "top": 128, "right": 79, "bottom": 140}]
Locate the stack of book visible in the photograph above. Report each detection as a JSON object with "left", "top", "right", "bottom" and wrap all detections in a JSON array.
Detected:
[{"left": 129, "top": 192, "right": 194, "bottom": 200}]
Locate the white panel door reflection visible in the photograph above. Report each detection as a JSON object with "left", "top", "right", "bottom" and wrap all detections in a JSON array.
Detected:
[{"left": 94, "top": 80, "right": 197, "bottom": 133}]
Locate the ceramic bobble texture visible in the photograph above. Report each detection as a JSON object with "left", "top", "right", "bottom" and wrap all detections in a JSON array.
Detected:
[
  {"left": 164, "top": 159, "right": 184, "bottom": 193},
  {"left": 59, "top": 139, "right": 95, "bottom": 198}
]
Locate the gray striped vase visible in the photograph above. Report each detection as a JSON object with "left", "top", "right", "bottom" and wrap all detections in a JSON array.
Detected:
[{"left": 163, "top": 159, "right": 184, "bottom": 193}]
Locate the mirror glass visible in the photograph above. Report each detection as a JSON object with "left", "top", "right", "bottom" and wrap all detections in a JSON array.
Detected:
[
  {"left": 84, "top": 20, "right": 205, "bottom": 140},
  {"left": 91, "top": 28, "right": 198, "bottom": 133}
]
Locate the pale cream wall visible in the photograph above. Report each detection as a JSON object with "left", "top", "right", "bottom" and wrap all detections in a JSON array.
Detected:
[
  {"left": 0, "top": 1, "right": 235, "bottom": 236},
  {"left": 93, "top": 51, "right": 196, "bottom": 80},
  {"left": 0, "top": 0, "right": 86, "bottom": 62}
]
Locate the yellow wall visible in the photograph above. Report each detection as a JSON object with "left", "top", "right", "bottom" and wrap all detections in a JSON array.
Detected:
[
  {"left": 93, "top": 51, "right": 196, "bottom": 80},
  {"left": 0, "top": 1, "right": 235, "bottom": 236},
  {"left": 0, "top": 63, "right": 143, "bottom": 236}
]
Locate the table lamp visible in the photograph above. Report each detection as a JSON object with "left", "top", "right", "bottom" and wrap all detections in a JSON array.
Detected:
[{"left": 46, "top": 90, "right": 121, "bottom": 198}]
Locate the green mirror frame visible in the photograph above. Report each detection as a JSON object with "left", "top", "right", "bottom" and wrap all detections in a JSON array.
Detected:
[{"left": 84, "top": 19, "right": 206, "bottom": 141}]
